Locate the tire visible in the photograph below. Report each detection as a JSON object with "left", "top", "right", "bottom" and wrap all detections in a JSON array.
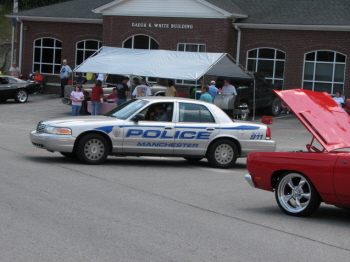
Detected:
[
  {"left": 269, "top": 97, "right": 281, "bottom": 116},
  {"left": 184, "top": 157, "right": 203, "bottom": 162},
  {"left": 15, "top": 89, "right": 28, "bottom": 103},
  {"left": 239, "top": 102, "right": 249, "bottom": 121},
  {"left": 76, "top": 134, "right": 109, "bottom": 164},
  {"left": 275, "top": 172, "right": 321, "bottom": 217},
  {"left": 207, "top": 139, "right": 238, "bottom": 168},
  {"left": 60, "top": 152, "right": 77, "bottom": 158}
]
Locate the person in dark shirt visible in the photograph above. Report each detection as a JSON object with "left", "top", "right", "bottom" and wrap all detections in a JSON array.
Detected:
[
  {"left": 116, "top": 76, "right": 129, "bottom": 106},
  {"left": 74, "top": 73, "right": 86, "bottom": 84}
]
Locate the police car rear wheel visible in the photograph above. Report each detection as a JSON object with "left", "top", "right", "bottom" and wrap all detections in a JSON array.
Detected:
[
  {"left": 76, "top": 134, "right": 109, "bottom": 164},
  {"left": 207, "top": 139, "right": 238, "bottom": 168}
]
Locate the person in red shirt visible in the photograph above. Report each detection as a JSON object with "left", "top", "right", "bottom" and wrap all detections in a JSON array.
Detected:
[
  {"left": 33, "top": 70, "right": 44, "bottom": 82},
  {"left": 106, "top": 88, "right": 117, "bottom": 100},
  {"left": 91, "top": 80, "right": 104, "bottom": 115}
]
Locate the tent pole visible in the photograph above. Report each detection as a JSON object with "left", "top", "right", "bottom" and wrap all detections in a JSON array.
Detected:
[{"left": 252, "top": 77, "right": 256, "bottom": 121}]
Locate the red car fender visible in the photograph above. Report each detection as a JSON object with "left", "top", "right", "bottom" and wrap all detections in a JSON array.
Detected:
[{"left": 247, "top": 151, "right": 341, "bottom": 206}]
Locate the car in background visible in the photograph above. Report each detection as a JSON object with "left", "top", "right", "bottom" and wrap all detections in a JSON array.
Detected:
[
  {"left": 215, "top": 73, "right": 282, "bottom": 120},
  {"left": 31, "top": 96, "right": 276, "bottom": 168},
  {"left": 245, "top": 89, "right": 350, "bottom": 216},
  {"left": 0, "top": 75, "right": 39, "bottom": 103}
]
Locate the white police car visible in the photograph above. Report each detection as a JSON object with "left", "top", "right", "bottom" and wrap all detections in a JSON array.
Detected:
[{"left": 30, "top": 97, "right": 275, "bottom": 168}]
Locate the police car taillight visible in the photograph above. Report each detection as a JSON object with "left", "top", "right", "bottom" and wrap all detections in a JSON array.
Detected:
[{"left": 265, "top": 127, "right": 271, "bottom": 140}]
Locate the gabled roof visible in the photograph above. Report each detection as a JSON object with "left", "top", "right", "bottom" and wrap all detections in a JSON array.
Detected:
[
  {"left": 6, "top": 0, "right": 110, "bottom": 22},
  {"left": 233, "top": 0, "right": 350, "bottom": 26},
  {"left": 7, "top": 0, "right": 247, "bottom": 21},
  {"left": 6, "top": 0, "right": 350, "bottom": 27}
]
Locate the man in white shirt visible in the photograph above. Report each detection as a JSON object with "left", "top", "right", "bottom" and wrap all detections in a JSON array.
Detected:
[
  {"left": 132, "top": 79, "right": 152, "bottom": 98},
  {"left": 222, "top": 79, "right": 237, "bottom": 95}
]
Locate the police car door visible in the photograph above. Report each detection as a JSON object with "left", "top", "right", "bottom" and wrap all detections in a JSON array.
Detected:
[
  {"left": 174, "top": 102, "right": 220, "bottom": 156},
  {"left": 122, "top": 102, "right": 176, "bottom": 155}
]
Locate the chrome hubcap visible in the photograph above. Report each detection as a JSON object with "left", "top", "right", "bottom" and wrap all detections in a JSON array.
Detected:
[
  {"left": 277, "top": 173, "right": 311, "bottom": 213},
  {"left": 18, "top": 91, "right": 27, "bottom": 102}
]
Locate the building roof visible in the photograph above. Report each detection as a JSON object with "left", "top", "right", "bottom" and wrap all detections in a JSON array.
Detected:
[
  {"left": 7, "top": 0, "right": 350, "bottom": 26},
  {"left": 233, "top": 0, "right": 350, "bottom": 26}
]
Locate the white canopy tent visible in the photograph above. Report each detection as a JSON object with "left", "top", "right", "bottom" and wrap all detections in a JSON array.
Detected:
[{"left": 74, "top": 46, "right": 252, "bottom": 80}]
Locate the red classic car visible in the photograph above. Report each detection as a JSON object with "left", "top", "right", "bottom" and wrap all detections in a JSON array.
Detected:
[{"left": 245, "top": 89, "right": 350, "bottom": 216}]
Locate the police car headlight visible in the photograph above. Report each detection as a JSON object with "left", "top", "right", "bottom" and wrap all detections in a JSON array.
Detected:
[{"left": 45, "top": 126, "right": 72, "bottom": 135}]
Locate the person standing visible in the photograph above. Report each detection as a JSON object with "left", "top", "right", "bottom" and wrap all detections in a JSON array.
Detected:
[
  {"left": 132, "top": 79, "right": 151, "bottom": 98},
  {"left": 59, "top": 59, "right": 72, "bottom": 98},
  {"left": 199, "top": 85, "right": 213, "bottom": 103},
  {"left": 91, "top": 80, "right": 104, "bottom": 115},
  {"left": 116, "top": 76, "right": 129, "bottom": 105},
  {"left": 165, "top": 79, "right": 178, "bottom": 97},
  {"left": 222, "top": 79, "right": 237, "bottom": 96},
  {"left": 70, "top": 85, "right": 85, "bottom": 116},
  {"left": 208, "top": 80, "right": 218, "bottom": 99},
  {"left": 96, "top": 73, "right": 105, "bottom": 84},
  {"left": 9, "top": 62, "right": 20, "bottom": 78}
]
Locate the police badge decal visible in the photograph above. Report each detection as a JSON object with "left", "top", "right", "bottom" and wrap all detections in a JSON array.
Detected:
[{"left": 112, "top": 126, "right": 121, "bottom": 137}]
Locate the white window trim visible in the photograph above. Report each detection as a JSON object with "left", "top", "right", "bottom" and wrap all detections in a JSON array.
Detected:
[
  {"left": 75, "top": 39, "right": 102, "bottom": 72},
  {"left": 302, "top": 50, "right": 346, "bottom": 94},
  {"left": 33, "top": 37, "right": 62, "bottom": 75},
  {"left": 176, "top": 43, "right": 206, "bottom": 86},
  {"left": 246, "top": 47, "right": 285, "bottom": 85}
]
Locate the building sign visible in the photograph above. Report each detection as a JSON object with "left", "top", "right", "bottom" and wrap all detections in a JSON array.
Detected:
[{"left": 132, "top": 23, "right": 193, "bottom": 29}]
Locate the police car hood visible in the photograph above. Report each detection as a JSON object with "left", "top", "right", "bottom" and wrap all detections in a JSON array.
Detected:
[
  {"left": 274, "top": 89, "right": 350, "bottom": 151},
  {"left": 44, "top": 115, "right": 121, "bottom": 125}
]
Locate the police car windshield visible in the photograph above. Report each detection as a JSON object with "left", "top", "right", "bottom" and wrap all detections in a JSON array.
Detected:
[{"left": 104, "top": 99, "right": 149, "bottom": 119}]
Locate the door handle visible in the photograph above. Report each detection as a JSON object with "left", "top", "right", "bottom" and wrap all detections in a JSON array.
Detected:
[
  {"left": 206, "top": 128, "right": 215, "bottom": 131},
  {"left": 164, "top": 127, "right": 173, "bottom": 130},
  {"left": 343, "top": 161, "right": 348, "bottom": 164}
]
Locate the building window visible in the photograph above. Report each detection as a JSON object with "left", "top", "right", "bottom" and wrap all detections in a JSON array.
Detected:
[
  {"left": 247, "top": 48, "right": 285, "bottom": 88},
  {"left": 123, "top": 35, "right": 159, "bottom": 82},
  {"left": 176, "top": 43, "right": 206, "bottom": 86},
  {"left": 123, "top": 35, "right": 159, "bottom": 50},
  {"left": 178, "top": 43, "right": 206, "bottom": 53},
  {"left": 33, "top": 38, "right": 62, "bottom": 74},
  {"left": 75, "top": 40, "right": 102, "bottom": 69},
  {"left": 303, "top": 51, "right": 346, "bottom": 94}
]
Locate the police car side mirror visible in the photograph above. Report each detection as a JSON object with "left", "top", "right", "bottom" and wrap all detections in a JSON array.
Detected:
[{"left": 132, "top": 114, "right": 145, "bottom": 122}]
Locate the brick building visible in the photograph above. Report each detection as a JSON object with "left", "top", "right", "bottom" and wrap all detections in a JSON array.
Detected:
[{"left": 7, "top": 0, "right": 350, "bottom": 96}]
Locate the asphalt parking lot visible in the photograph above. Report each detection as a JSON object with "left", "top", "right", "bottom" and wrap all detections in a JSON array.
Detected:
[{"left": 1, "top": 94, "right": 349, "bottom": 262}]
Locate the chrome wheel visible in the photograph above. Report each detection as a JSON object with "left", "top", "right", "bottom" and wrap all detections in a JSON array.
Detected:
[
  {"left": 275, "top": 173, "right": 321, "bottom": 216},
  {"left": 207, "top": 139, "right": 238, "bottom": 168},
  {"left": 76, "top": 134, "right": 109, "bottom": 164},
  {"left": 240, "top": 102, "right": 249, "bottom": 120},
  {"left": 15, "top": 89, "right": 28, "bottom": 103}
]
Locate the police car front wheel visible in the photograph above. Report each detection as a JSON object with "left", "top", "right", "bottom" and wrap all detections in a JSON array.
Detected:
[
  {"left": 207, "top": 139, "right": 238, "bottom": 168},
  {"left": 76, "top": 134, "right": 109, "bottom": 165}
]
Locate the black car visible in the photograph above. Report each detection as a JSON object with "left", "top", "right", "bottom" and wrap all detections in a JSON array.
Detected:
[
  {"left": 216, "top": 73, "right": 282, "bottom": 120},
  {"left": 0, "top": 75, "right": 39, "bottom": 103}
]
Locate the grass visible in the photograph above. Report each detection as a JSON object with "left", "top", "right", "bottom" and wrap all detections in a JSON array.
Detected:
[{"left": 0, "top": 5, "right": 13, "bottom": 43}]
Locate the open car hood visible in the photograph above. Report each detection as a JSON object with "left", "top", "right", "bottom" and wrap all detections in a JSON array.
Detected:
[{"left": 274, "top": 89, "right": 350, "bottom": 152}]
